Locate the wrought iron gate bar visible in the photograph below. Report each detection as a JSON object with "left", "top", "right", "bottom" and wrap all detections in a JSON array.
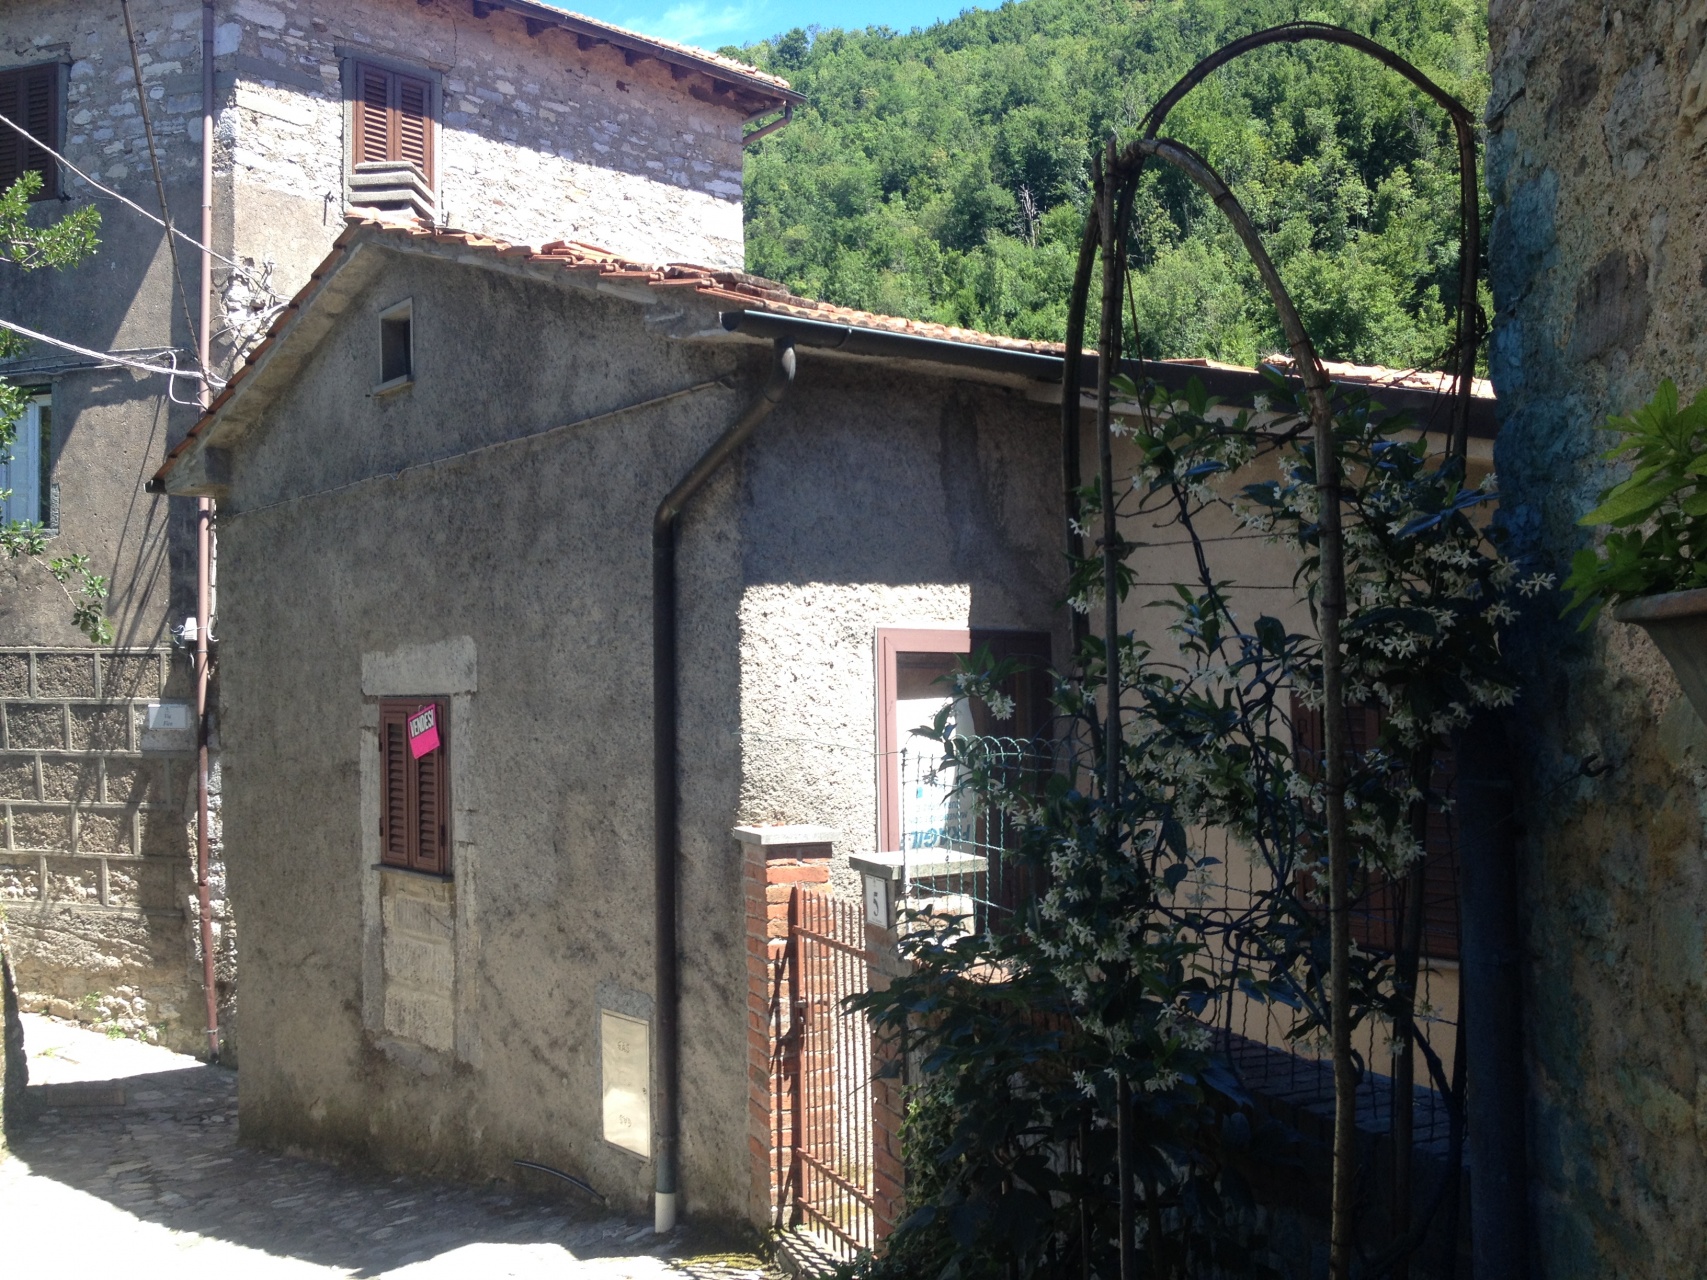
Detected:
[
  {"left": 787, "top": 885, "right": 877, "bottom": 1260},
  {"left": 791, "top": 925, "right": 869, "bottom": 959}
]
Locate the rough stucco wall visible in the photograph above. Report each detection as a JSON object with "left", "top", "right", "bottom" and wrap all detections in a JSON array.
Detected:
[
  {"left": 2, "top": 0, "right": 752, "bottom": 1062},
  {"left": 736, "top": 365, "right": 1067, "bottom": 891},
  {"left": 214, "top": 252, "right": 753, "bottom": 1219},
  {"left": 1487, "top": 0, "right": 1707, "bottom": 1274},
  {"left": 739, "top": 581, "right": 970, "bottom": 892},
  {"left": 205, "top": 250, "right": 1066, "bottom": 1228}
]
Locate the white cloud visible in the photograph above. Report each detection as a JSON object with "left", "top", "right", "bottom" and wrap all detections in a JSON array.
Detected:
[{"left": 613, "top": 1, "right": 771, "bottom": 46}]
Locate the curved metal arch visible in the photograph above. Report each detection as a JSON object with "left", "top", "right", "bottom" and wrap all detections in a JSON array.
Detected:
[{"left": 1136, "top": 21, "right": 1482, "bottom": 460}]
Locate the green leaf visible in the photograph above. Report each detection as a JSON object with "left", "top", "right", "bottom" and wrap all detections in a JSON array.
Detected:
[{"left": 1579, "top": 477, "right": 1682, "bottom": 527}]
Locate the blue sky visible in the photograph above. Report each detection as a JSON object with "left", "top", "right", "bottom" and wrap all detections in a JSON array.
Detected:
[{"left": 544, "top": 1, "right": 991, "bottom": 51}]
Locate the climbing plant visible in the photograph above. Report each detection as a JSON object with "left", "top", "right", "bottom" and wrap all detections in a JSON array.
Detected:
[
  {"left": 848, "top": 370, "right": 1546, "bottom": 1278},
  {"left": 840, "top": 23, "right": 1556, "bottom": 1279}
]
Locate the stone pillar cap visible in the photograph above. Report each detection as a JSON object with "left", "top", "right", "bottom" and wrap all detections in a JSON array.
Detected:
[
  {"left": 732, "top": 824, "right": 840, "bottom": 846},
  {"left": 849, "top": 849, "right": 990, "bottom": 881}
]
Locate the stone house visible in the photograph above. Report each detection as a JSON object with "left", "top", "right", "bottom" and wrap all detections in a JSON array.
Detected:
[
  {"left": 0, "top": 0, "right": 795, "bottom": 1057},
  {"left": 151, "top": 211, "right": 1494, "bottom": 1234}
]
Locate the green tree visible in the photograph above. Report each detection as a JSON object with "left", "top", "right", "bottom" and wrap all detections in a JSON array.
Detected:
[
  {"left": 1, "top": 171, "right": 110, "bottom": 644},
  {"left": 739, "top": 0, "right": 1488, "bottom": 370}
]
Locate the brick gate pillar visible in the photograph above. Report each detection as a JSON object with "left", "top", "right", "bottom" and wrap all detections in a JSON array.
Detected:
[{"left": 737, "top": 824, "right": 837, "bottom": 1231}]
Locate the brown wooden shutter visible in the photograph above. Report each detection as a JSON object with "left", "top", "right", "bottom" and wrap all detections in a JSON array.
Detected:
[
  {"left": 355, "top": 63, "right": 394, "bottom": 166},
  {"left": 413, "top": 713, "right": 447, "bottom": 875},
  {"left": 378, "top": 698, "right": 450, "bottom": 874},
  {"left": 380, "top": 704, "right": 412, "bottom": 868},
  {"left": 396, "top": 74, "right": 432, "bottom": 180},
  {"left": 0, "top": 64, "right": 59, "bottom": 199},
  {"left": 352, "top": 62, "right": 433, "bottom": 182}
]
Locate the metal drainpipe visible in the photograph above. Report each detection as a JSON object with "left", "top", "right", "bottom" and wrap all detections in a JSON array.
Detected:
[
  {"left": 1454, "top": 710, "right": 1529, "bottom": 1277},
  {"left": 651, "top": 338, "right": 796, "bottom": 1233},
  {"left": 195, "top": 0, "right": 220, "bottom": 1062}
]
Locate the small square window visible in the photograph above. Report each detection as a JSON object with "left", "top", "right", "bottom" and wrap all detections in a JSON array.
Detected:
[{"left": 378, "top": 300, "right": 412, "bottom": 390}]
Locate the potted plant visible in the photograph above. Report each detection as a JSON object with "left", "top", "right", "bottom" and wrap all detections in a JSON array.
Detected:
[{"left": 1565, "top": 380, "right": 1707, "bottom": 718}]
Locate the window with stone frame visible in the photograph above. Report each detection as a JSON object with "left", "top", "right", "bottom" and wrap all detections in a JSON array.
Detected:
[
  {"left": 0, "top": 61, "right": 62, "bottom": 200},
  {"left": 345, "top": 59, "right": 437, "bottom": 220}
]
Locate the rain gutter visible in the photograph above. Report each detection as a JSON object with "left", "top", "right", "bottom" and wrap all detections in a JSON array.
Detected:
[
  {"left": 651, "top": 337, "right": 797, "bottom": 1233},
  {"left": 717, "top": 310, "right": 1499, "bottom": 439}
]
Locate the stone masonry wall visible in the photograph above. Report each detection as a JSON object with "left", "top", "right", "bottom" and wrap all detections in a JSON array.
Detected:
[
  {"left": 0, "top": 649, "right": 226, "bottom": 1057},
  {"left": 220, "top": 0, "right": 748, "bottom": 268},
  {"left": 1487, "top": 0, "right": 1707, "bottom": 1275},
  {"left": 14, "top": 0, "right": 747, "bottom": 270}
]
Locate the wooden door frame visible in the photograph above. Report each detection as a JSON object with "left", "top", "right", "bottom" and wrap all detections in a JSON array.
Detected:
[{"left": 875, "top": 626, "right": 971, "bottom": 853}]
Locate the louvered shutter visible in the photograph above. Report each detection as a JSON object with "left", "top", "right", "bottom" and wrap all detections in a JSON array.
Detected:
[
  {"left": 413, "top": 712, "right": 447, "bottom": 874},
  {"left": 395, "top": 74, "right": 432, "bottom": 180},
  {"left": 352, "top": 63, "right": 433, "bottom": 182},
  {"left": 378, "top": 699, "right": 450, "bottom": 874},
  {"left": 355, "top": 63, "right": 394, "bottom": 166},
  {"left": 0, "top": 74, "right": 17, "bottom": 193},
  {"left": 0, "top": 64, "right": 59, "bottom": 199}
]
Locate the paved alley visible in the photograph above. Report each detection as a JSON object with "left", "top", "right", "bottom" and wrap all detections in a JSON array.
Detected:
[{"left": 0, "top": 1015, "right": 777, "bottom": 1279}]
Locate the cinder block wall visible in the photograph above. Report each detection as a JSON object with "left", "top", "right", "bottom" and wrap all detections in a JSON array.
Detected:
[{"left": 0, "top": 649, "right": 229, "bottom": 1056}]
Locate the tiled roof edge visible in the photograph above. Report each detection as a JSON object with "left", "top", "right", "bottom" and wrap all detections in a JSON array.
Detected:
[{"left": 153, "top": 216, "right": 1495, "bottom": 486}]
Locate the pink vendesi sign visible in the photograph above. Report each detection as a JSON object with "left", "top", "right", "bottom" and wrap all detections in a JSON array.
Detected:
[{"left": 407, "top": 704, "right": 440, "bottom": 759}]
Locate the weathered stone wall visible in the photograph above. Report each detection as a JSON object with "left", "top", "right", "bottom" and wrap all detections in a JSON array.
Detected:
[
  {"left": 0, "top": 648, "right": 228, "bottom": 1055},
  {"left": 1487, "top": 1, "right": 1707, "bottom": 1274},
  {"left": 220, "top": 0, "right": 748, "bottom": 269}
]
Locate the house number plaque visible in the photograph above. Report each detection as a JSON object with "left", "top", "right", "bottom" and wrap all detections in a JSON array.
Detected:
[{"left": 600, "top": 1009, "right": 651, "bottom": 1158}]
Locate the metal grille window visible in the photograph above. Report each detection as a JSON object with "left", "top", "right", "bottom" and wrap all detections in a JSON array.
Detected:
[
  {"left": 378, "top": 698, "right": 449, "bottom": 876},
  {"left": 0, "top": 62, "right": 61, "bottom": 199}
]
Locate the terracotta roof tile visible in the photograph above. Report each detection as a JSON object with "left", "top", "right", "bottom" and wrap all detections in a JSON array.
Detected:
[{"left": 153, "top": 215, "right": 1493, "bottom": 485}]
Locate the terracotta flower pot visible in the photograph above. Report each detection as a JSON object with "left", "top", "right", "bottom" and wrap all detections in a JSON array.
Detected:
[{"left": 1614, "top": 586, "right": 1707, "bottom": 722}]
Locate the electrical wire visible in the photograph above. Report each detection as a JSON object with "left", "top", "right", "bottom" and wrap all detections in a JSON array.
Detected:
[
  {"left": 0, "top": 100, "right": 290, "bottom": 363},
  {"left": 0, "top": 315, "right": 213, "bottom": 390},
  {"left": 120, "top": 0, "right": 203, "bottom": 390},
  {"left": 0, "top": 109, "right": 248, "bottom": 273}
]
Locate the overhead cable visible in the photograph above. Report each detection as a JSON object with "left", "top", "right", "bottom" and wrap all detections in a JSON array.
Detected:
[
  {"left": 0, "top": 108, "right": 248, "bottom": 272},
  {"left": 120, "top": 0, "right": 203, "bottom": 386},
  {"left": 0, "top": 316, "right": 217, "bottom": 389}
]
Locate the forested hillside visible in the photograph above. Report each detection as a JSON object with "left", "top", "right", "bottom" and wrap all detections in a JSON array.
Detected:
[{"left": 728, "top": 0, "right": 1488, "bottom": 370}]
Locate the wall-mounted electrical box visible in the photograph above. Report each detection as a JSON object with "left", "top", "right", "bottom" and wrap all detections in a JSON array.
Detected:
[{"left": 601, "top": 1009, "right": 650, "bottom": 1158}]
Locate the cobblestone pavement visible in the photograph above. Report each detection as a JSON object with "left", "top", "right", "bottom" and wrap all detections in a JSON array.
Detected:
[{"left": 0, "top": 1015, "right": 777, "bottom": 1279}]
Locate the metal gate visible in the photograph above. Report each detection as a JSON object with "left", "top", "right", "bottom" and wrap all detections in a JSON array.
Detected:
[{"left": 788, "top": 885, "right": 876, "bottom": 1259}]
